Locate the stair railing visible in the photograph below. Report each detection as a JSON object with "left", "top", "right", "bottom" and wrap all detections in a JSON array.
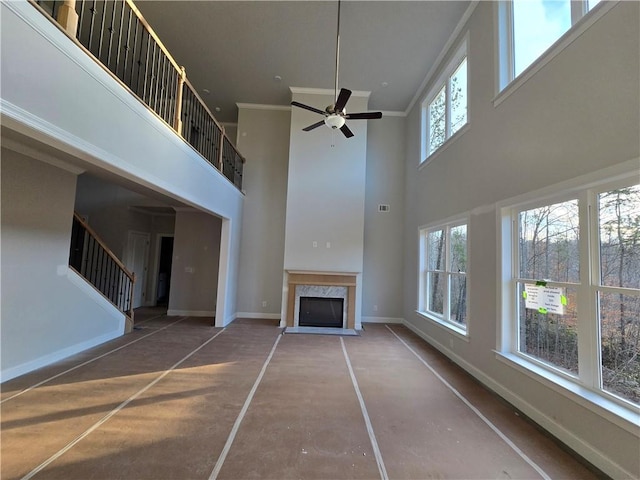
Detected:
[
  {"left": 32, "top": 0, "right": 246, "bottom": 191},
  {"left": 69, "top": 213, "right": 135, "bottom": 320}
]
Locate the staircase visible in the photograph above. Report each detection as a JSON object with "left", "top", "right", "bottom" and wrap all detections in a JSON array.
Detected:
[{"left": 69, "top": 213, "right": 136, "bottom": 332}]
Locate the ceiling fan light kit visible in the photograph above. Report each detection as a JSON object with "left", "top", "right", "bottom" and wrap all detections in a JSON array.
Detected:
[{"left": 290, "top": 0, "right": 382, "bottom": 139}]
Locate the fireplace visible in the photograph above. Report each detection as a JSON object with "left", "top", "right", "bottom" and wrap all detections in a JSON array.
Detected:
[
  {"left": 285, "top": 271, "right": 358, "bottom": 329},
  {"left": 299, "top": 297, "right": 344, "bottom": 328}
]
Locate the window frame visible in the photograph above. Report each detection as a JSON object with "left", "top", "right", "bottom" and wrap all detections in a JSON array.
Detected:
[
  {"left": 418, "top": 217, "right": 469, "bottom": 336},
  {"left": 498, "top": 166, "right": 640, "bottom": 425},
  {"left": 420, "top": 37, "right": 469, "bottom": 165},
  {"left": 495, "top": 0, "right": 613, "bottom": 104}
]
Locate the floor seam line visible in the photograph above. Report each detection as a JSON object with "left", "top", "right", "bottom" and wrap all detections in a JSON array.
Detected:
[
  {"left": 1, "top": 315, "right": 188, "bottom": 404},
  {"left": 385, "top": 325, "right": 552, "bottom": 480},
  {"left": 19, "top": 326, "right": 227, "bottom": 480},
  {"left": 208, "top": 332, "right": 283, "bottom": 480},
  {"left": 340, "top": 337, "right": 389, "bottom": 480}
]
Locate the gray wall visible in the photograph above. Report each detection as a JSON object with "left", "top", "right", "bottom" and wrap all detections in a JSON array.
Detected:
[
  {"left": 1, "top": 150, "right": 124, "bottom": 380},
  {"left": 168, "top": 210, "right": 222, "bottom": 316},
  {"left": 362, "top": 115, "right": 405, "bottom": 321},
  {"left": 236, "top": 107, "right": 290, "bottom": 316},
  {"left": 402, "top": 2, "right": 639, "bottom": 477}
]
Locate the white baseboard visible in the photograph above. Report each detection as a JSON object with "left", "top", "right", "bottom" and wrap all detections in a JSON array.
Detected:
[
  {"left": 235, "top": 312, "right": 282, "bottom": 320},
  {"left": 362, "top": 316, "right": 404, "bottom": 324},
  {"left": 401, "top": 319, "right": 633, "bottom": 480},
  {"left": 0, "top": 328, "right": 122, "bottom": 383},
  {"left": 167, "top": 309, "right": 215, "bottom": 317}
]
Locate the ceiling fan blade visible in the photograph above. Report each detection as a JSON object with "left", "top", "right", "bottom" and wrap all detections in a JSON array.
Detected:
[
  {"left": 302, "top": 120, "right": 326, "bottom": 132},
  {"left": 291, "top": 101, "right": 326, "bottom": 116},
  {"left": 345, "top": 112, "right": 383, "bottom": 120},
  {"left": 340, "top": 124, "right": 354, "bottom": 138},
  {"left": 334, "top": 88, "right": 352, "bottom": 113}
]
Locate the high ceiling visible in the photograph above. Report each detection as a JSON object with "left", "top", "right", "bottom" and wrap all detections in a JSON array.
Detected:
[{"left": 136, "top": 1, "right": 471, "bottom": 123}]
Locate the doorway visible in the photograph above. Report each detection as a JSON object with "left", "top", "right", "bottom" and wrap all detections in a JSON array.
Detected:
[
  {"left": 125, "top": 231, "right": 150, "bottom": 309},
  {"left": 156, "top": 235, "right": 174, "bottom": 306}
]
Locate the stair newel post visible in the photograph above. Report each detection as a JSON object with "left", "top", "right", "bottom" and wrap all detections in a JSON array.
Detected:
[
  {"left": 174, "top": 66, "right": 186, "bottom": 136},
  {"left": 218, "top": 125, "right": 225, "bottom": 172},
  {"left": 56, "top": 0, "right": 79, "bottom": 37}
]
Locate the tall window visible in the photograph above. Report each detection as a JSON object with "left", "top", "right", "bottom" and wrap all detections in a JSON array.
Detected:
[
  {"left": 502, "top": 179, "right": 640, "bottom": 409},
  {"left": 499, "top": 0, "right": 603, "bottom": 90},
  {"left": 421, "top": 40, "right": 468, "bottom": 162},
  {"left": 419, "top": 221, "right": 468, "bottom": 333}
]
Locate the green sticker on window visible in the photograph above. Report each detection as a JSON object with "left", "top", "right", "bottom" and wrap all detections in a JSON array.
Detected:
[
  {"left": 538, "top": 307, "right": 548, "bottom": 314},
  {"left": 561, "top": 295, "right": 567, "bottom": 305},
  {"left": 536, "top": 280, "right": 547, "bottom": 287},
  {"left": 522, "top": 291, "right": 528, "bottom": 299}
]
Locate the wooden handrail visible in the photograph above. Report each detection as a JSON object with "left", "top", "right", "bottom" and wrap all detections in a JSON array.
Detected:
[{"left": 73, "top": 213, "right": 135, "bottom": 282}]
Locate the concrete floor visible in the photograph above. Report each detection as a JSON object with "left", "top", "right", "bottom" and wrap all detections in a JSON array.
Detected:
[{"left": 1, "top": 310, "right": 603, "bottom": 479}]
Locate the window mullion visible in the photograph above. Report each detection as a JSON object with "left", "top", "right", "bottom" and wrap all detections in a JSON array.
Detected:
[
  {"left": 445, "top": 80, "right": 452, "bottom": 139},
  {"left": 444, "top": 227, "right": 451, "bottom": 320},
  {"left": 577, "top": 191, "right": 598, "bottom": 389}
]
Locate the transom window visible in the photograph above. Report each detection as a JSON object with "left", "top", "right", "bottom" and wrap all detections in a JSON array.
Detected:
[
  {"left": 419, "top": 221, "right": 468, "bottom": 334},
  {"left": 421, "top": 40, "right": 468, "bottom": 163},
  {"left": 501, "top": 178, "right": 640, "bottom": 409},
  {"left": 499, "top": 0, "right": 603, "bottom": 90}
]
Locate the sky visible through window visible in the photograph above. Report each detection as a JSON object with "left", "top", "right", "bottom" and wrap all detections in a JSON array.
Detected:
[{"left": 513, "top": 0, "right": 571, "bottom": 76}]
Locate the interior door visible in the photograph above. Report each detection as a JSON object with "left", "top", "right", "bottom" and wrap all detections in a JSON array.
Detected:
[{"left": 126, "top": 231, "right": 150, "bottom": 309}]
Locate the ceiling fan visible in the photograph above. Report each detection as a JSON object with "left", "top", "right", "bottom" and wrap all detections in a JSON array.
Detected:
[{"left": 290, "top": 0, "right": 382, "bottom": 138}]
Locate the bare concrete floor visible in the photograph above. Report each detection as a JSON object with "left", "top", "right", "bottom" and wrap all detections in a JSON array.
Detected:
[{"left": 1, "top": 312, "right": 603, "bottom": 479}]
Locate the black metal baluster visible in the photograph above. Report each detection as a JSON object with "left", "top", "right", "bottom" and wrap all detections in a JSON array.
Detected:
[
  {"left": 128, "top": 13, "right": 140, "bottom": 91},
  {"left": 113, "top": 0, "right": 125, "bottom": 78},
  {"left": 95, "top": 1, "right": 107, "bottom": 61},
  {"left": 77, "top": 0, "right": 86, "bottom": 40},
  {"left": 87, "top": 0, "right": 98, "bottom": 53},
  {"left": 121, "top": 6, "right": 133, "bottom": 84},
  {"left": 105, "top": 0, "right": 117, "bottom": 69},
  {"left": 141, "top": 30, "right": 152, "bottom": 104}
]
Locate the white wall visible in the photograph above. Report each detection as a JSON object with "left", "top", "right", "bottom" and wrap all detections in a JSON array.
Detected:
[
  {"left": 1, "top": 0, "right": 244, "bottom": 326},
  {"left": 1, "top": 150, "right": 125, "bottom": 381},
  {"left": 284, "top": 90, "right": 368, "bottom": 273},
  {"left": 402, "top": 2, "right": 639, "bottom": 477},
  {"left": 236, "top": 107, "right": 290, "bottom": 318}
]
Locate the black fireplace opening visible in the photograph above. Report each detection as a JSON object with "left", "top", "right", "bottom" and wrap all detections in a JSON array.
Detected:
[{"left": 299, "top": 297, "right": 344, "bottom": 328}]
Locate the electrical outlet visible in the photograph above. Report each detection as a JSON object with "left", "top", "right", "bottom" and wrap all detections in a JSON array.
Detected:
[
  {"left": 326, "top": 242, "right": 331, "bottom": 248},
  {"left": 262, "top": 300, "right": 267, "bottom": 308},
  {"left": 373, "top": 305, "right": 378, "bottom": 312},
  {"left": 312, "top": 241, "right": 318, "bottom": 248}
]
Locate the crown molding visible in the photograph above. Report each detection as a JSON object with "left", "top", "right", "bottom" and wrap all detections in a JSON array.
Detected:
[
  {"left": 289, "top": 86, "right": 371, "bottom": 98},
  {"left": 236, "top": 103, "right": 291, "bottom": 111}
]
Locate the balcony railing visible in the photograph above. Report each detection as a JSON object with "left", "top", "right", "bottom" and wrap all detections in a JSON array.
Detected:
[{"left": 33, "top": 0, "right": 244, "bottom": 190}]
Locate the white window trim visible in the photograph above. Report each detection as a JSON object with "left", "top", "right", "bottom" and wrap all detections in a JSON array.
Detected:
[
  {"left": 496, "top": 158, "right": 640, "bottom": 426},
  {"left": 494, "top": 0, "right": 616, "bottom": 107},
  {"left": 418, "top": 216, "right": 470, "bottom": 335},
  {"left": 420, "top": 35, "right": 469, "bottom": 164}
]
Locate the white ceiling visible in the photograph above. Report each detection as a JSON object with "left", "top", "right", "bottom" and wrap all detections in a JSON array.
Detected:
[{"left": 136, "top": 1, "right": 471, "bottom": 123}]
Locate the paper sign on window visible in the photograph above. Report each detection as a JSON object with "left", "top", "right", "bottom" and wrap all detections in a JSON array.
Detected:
[{"left": 522, "top": 284, "right": 566, "bottom": 315}]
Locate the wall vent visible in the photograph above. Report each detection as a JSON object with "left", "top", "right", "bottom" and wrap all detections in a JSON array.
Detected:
[{"left": 378, "top": 204, "right": 390, "bottom": 212}]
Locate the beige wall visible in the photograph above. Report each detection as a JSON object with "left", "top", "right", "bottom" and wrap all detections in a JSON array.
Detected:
[{"left": 168, "top": 210, "right": 222, "bottom": 316}]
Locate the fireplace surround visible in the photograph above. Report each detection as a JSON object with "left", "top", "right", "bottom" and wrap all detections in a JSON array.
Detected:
[{"left": 285, "top": 271, "right": 357, "bottom": 329}]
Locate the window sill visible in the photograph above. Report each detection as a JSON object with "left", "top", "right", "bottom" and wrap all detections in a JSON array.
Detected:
[
  {"left": 419, "top": 123, "right": 470, "bottom": 170},
  {"left": 415, "top": 310, "right": 469, "bottom": 340},
  {"left": 493, "top": 0, "right": 616, "bottom": 109},
  {"left": 495, "top": 351, "right": 640, "bottom": 435}
]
